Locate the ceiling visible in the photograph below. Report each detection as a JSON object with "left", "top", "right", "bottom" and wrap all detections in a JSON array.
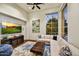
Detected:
[{"left": 16, "top": 3, "right": 62, "bottom": 13}]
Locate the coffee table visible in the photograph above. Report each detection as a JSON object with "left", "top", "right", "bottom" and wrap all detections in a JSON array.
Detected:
[{"left": 30, "top": 42, "right": 45, "bottom": 55}]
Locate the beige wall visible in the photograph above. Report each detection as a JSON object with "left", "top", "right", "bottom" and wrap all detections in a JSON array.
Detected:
[{"left": 68, "top": 4, "right": 79, "bottom": 48}]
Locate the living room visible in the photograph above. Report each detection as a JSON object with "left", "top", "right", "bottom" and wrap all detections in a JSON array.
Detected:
[{"left": 0, "top": 3, "right": 79, "bottom": 56}]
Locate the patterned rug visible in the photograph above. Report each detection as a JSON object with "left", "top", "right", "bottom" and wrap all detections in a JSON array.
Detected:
[{"left": 11, "top": 41, "right": 50, "bottom": 56}]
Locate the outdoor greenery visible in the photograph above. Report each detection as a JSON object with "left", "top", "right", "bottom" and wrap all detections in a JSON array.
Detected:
[
  {"left": 46, "top": 18, "right": 58, "bottom": 35},
  {"left": 1, "top": 26, "right": 22, "bottom": 34}
]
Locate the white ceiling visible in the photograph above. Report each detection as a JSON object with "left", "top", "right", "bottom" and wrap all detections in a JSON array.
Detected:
[{"left": 16, "top": 3, "right": 62, "bottom": 13}]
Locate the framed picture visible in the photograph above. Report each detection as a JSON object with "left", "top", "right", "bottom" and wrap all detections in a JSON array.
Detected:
[{"left": 32, "top": 19, "right": 40, "bottom": 33}]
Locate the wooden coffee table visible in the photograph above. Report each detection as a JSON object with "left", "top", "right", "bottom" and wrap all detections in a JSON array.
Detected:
[{"left": 30, "top": 42, "right": 45, "bottom": 55}]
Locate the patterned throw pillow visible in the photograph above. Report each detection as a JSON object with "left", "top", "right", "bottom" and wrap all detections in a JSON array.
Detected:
[
  {"left": 53, "top": 35, "right": 57, "bottom": 41},
  {"left": 59, "top": 46, "right": 72, "bottom": 56}
]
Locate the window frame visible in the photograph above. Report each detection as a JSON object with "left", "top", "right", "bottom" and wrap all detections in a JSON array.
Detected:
[
  {"left": 61, "top": 4, "right": 68, "bottom": 38},
  {"left": 46, "top": 12, "right": 58, "bottom": 35}
]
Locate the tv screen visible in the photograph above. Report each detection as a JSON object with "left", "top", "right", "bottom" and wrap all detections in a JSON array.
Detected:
[{"left": 1, "top": 22, "right": 22, "bottom": 34}]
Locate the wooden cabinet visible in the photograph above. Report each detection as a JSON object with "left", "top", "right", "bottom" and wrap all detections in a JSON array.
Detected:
[
  {"left": 1, "top": 35, "right": 24, "bottom": 47},
  {"left": 0, "top": 39, "right": 1, "bottom": 44},
  {"left": 18, "top": 38, "right": 24, "bottom": 45},
  {"left": 11, "top": 39, "right": 18, "bottom": 47}
]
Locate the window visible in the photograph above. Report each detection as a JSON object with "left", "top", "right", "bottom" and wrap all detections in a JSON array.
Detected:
[
  {"left": 61, "top": 4, "right": 68, "bottom": 41},
  {"left": 46, "top": 12, "right": 58, "bottom": 35},
  {"left": 64, "top": 5, "right": 68, "bottom": 36}
]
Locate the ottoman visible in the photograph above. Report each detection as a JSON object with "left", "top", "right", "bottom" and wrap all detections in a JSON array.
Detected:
[{"left": 30, "top": 42, "right": 45, "bottom": 55}]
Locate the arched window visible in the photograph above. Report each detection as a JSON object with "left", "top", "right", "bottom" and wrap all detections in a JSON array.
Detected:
[{"left": 46, "top": 12, "right": 58, "bottom": 35}]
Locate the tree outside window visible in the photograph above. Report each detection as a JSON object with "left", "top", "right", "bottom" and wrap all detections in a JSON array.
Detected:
[{"left": 46, "top": 12, "right": 58, "bottom": 35}]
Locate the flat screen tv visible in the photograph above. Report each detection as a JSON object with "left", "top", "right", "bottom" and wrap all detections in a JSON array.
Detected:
[{"left": 1, "top": 22, "right": 22, "bottom": 34}]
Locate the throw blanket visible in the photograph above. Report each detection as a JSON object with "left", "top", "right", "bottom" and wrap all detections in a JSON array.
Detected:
[{"left": 0, "top": 44, "right": 13, "bottom": 56}]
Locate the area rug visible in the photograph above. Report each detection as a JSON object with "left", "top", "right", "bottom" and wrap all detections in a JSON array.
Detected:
[
  {"left": 43, "top": 44, "right": 51, "bottom": 56},
  {"left": 11, "top": 41, "right": 50, "bottom": 56},
  {"left": 12, "top": 41, "right": 36, "bottom": 56}
]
